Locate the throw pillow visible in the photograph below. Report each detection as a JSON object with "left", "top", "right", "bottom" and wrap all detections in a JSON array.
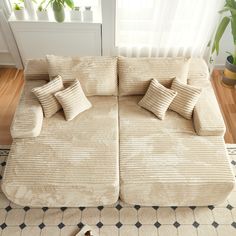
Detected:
[
  {"left": 138, "top": 79, "right": 177, "bottom": 120},
  {"left": 32, "top": 75, "right": 64, "bottom": 118},
  {"left": 169, "top": 78, "right": 202, "bottom": 119},
  {"left": 54, "top": 80, "right": 92, "bottom": 121}
]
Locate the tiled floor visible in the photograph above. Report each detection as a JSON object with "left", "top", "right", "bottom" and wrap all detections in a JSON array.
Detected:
[{"left": 0, "top": 146, "right": 236, "bottom": 236}]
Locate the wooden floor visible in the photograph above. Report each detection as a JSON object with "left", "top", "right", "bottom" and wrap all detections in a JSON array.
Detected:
[
  {"left": 0, "top": 69, "right": 24, "bottom": 145},
  {"left": 211, "top": 70, "right": 236, "bottom": 144},
  {"left": 0, "top": 68, "right": 235, "bottom": 145}
]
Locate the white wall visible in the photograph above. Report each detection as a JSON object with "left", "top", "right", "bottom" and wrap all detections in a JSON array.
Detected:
[
  {"left": 0, "top": 21, "right": 15, "bottom": 66},
  {"left": 214, "top": 25, "right": 234, "bottom": 68}
]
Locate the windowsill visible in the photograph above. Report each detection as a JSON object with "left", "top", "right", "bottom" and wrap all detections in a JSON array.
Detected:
[{"left": 9, "top": 13, "right": 102, "bottom": 24}]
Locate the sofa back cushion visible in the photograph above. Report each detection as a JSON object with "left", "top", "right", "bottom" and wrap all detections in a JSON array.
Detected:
[
  {"left": 46, "top": 55, "right": 118, "bottom": 96},
  {"left": 118, "top": 57, "right": 190, "bottom": 96}
]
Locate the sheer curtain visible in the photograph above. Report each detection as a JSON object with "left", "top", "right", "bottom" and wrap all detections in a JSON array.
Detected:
[{"left": 116, "top": 0, "right": 224, "bottom": 57}]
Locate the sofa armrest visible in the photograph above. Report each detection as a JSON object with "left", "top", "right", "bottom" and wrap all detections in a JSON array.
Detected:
[
  {"left": 11, "top": 80, "right": 46, "bottom": 138},
  {"left": 11, "top": 105, "right": 43, "bottom": 138},
  {"left": 191, "top": 83, "right": 226, "bottom": 136}
]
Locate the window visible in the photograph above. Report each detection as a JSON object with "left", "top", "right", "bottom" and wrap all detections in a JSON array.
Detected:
[{"left": 116, "top": 0, "right": 224, "bottom": 57}]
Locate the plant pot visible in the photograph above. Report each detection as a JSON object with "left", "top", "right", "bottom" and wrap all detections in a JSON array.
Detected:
[
  {"left": 24, "top": 0, "right": 36, "bottom": 20},
  {"left": 14, "top": 9, "right": 25, "bottom": 20},
  {"left": 83, "top": 6, "right": 93, "bottom": 22},
  {"left": 222, "top": 56, "right": 236, "bottom": 87},
  {"left": 53, "top": 2, "right": 65, "bottom": 23},
  {"left": 37, "top": 10, "right": 49, "bottom": 21},
  {"left": 70, "top": 10, "right": 82, "bottom": 21}
]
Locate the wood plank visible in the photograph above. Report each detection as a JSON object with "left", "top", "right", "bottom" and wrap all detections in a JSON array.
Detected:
[
  {"left": 0, "top": 68, "right": 24, "bottom": 145},
  {"left": 211, "top": 70, "right": 236, "bottom": 144}
]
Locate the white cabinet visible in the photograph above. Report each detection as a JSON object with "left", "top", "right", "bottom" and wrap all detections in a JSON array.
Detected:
[{"left": 9, "top": 20, "right": 102, "bottom": 65}]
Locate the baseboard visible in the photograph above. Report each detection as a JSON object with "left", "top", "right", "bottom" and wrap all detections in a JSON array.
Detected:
[
  {"left": 0, "top": 64, "right": 16, "bottom": 68},
  {"left": 214, "top": 64, "right": 225, "bottom": 70}
]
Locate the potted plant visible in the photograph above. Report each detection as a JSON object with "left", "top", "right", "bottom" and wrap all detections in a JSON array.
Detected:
[
  {"left": 212, "top": 0, "right": 236, "bottom": 87},
  {"left": 24, "top": 0, "right": 36, "bottom": 20},
  {"left": 46, "top": 0, "right": 74, "bottom": 23},
  {"left": 70, "top": 6, "right": 81, "bottom": 22},
  {"left": 13, "top": 1, "right": 25, "bottom": 20},
  {"left": 36, "top": 0, "right": 49, "bottom": 21}
]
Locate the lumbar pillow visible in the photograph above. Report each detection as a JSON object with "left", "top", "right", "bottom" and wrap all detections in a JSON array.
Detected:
[
  {"left": 32, "top": 75, "right": 64, "bottom": 118},
  {"left": 54, "top": 80, "right": 92, "bottom": 121},
  {"left": 169, "top": 78, "right": 202, "bottom": 119},
  {"left": 138, "top": 79, "right": 177, "bottom": 120}
]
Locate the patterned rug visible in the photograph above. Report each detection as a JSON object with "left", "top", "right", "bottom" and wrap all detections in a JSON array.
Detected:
[{"left": 0, "top": 145, "right": 235, "bottom": 236}]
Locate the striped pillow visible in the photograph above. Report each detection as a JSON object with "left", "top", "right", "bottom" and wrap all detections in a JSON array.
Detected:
[
  {"left": 55, "top": 80, "right": 92, "bottom": 121},
  {"left": 169, "top": 78, "right": 202, "bottom": 119},
  {"left": 138, "top": 79, "right": 177, "bottom": 120},
  {"left": 32, "top": 76, "right": 64, "bottom": 118}
]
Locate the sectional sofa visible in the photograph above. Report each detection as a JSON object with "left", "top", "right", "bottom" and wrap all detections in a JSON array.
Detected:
[{"left": 1, "top": 56, "right": 235, "bottom": 207}]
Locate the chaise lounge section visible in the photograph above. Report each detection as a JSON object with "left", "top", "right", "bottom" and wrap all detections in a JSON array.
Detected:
[
  {"left": 118, "top": 57, "right": 235, "bottom": 206},
  {"left": 2, "top": 57, "right": 119, "bottom": 207}
]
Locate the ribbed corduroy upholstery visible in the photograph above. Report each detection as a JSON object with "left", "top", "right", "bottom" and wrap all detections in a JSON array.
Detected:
[
  {"left": 46, "top": 55, "right": 118, "bottom": 96},
  {"left": 2, "top": 95, "right": 119, "bottom": 207},
  {"left": 118, "top": 57, "right": 190, "bottom": 96},
  {"left": 11, "top": 80, "right": 46, "bottom": 138},
  {"left": 139, "top": 79, "right": 177, "bottom": 120},
  {"left": 169, "top": 78, "right": 202, "bottom": 119},
  {"left": 55, "top": 80, "right": 92, "bottom": 121},
  {"left": 32, "top": 76, "right": 64, "bottom": 118},
  {"left": 119, "top": 96, "right": 235, "bottom": 206}
]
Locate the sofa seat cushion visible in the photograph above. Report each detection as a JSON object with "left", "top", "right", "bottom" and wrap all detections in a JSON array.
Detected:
[
  {"left": 2, "top": 96, "right": 119, "bottom": 207},
  {"left": 119, "top": 96, "right": 235, "bottom": 206}
]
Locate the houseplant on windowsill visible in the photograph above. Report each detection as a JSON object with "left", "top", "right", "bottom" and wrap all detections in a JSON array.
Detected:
[
  {"left": 36, "top": 0, "right": 49, "bottom": 21},
  {"left": 212, "top": 0, "right": 236, "bottom": 87},
  {"left": 13, "top": 1, "right": 25, "bottom": 20},
  {"left": 47, "top": 0, "right": 74, "bottom": 22}
]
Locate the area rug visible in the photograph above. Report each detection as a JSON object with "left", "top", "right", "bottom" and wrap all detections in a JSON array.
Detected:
[{"left": 0, "top": 145, "right": 235, "bottom": 236}]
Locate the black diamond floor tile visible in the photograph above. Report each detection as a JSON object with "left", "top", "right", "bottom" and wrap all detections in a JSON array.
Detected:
[
  {"left": 58, "top": 223, "right": 65, "bottom": 229},
  {"left": 116, "top": 222, "right": 123, "bottom": 228},
  {"left": 77, "top": 222, "right": 84, "bottom": 229},
  {"left": 96, "top": 222, "right": 103, "bottom": 228},
  {"left": 193, "top": 221, "right": 200, "bottom": 228},
  {"left": 5, "top": 206, "right": 12, "bottom": 212},
  {"left": 212, "top": 221, "right": 219, "bottom": 228},
  {"left": 19, "top": 223, "right": 26, "bottom": 229},
  {"left": 0, "top": 223, "right": 7, "bottom": 230},
  {"left": 38, "top": 223, "right": 45, "bottom": 229},
  {"left": 173, "top": 221, "right": 180, "bottom": 228},
  {"left": 154, "top": 221, "right": 161, "bottom": 228},
  {"left": 115, "top": 204, "right": 122, "bottom": 211},
  {"left": 135, "top": 221, "right": 142, "bottom": 228}
]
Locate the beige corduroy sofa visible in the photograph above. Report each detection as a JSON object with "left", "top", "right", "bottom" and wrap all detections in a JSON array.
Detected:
[{"left": 1, "top": 57, "right": 235, "bottom": 207}]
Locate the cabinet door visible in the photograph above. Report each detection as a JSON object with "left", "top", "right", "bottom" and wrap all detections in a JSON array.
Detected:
[{"left": 9, "top": 21, "right": 102, "bottom": 65}]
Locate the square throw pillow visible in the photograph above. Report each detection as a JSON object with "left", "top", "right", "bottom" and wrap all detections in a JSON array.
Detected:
[
  {"left": 32, "top": 75, "right": 64, "bottom": 118},
  {"left": 169, "top": 78, "right": 202, "bottom": 119},
  {"left": 138, "top": 79, "right": 177, "bottom": 120},
  {"left": 54, "top": 80, "right": 92, "bottom": 121}
]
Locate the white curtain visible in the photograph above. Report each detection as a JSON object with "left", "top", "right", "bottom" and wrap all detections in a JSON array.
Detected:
[
  {"left": 0, "top": 0, "right": 12, "bottom": 18},
  {"left": 116, "top": 0, "right": 224, "bottom": 57}
]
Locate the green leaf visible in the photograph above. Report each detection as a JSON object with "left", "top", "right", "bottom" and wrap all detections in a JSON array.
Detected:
[
  {"left": 219, "top": 8, "right": 230, "bottom": 14},
  {"left": 231, "top": 17, "right": 236, "bottom": 43},
  {"left": 219, "top": 6, "right": 236, "bottom": 14},
  {"left": 212, "top": 16, "right": 230, "bottom": 54},
  {"left": 64, "top": 0, "right": 74, "bottom": 9}
]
